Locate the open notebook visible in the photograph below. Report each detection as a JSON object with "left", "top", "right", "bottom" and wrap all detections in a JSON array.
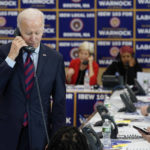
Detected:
[{"left": 122, "top": 141, "right": 150, "bottom": 150}]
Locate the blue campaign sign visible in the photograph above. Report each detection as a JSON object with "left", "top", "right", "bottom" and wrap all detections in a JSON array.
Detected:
[
  {"left": 59, "top": 41, "right": 85, "bottom": 66},
  {"left": 21, "top": 0, "right": 56, "bottom": 9},
  {"left": 136, "top": 0, "right": 150, "bottom": 9},
  {"left": 97, "top": 40, "right": 133, "bottom": 67},
  {"left": 0, "top": 39, "right": 13, "bottom": 45},
  {"left": 136, "top": 41, "right": 150, "bottom": 68},
  {"left": 97, "top": 11, "right": 133, "bottom": 38},
  {"left": 0, "top": 11, "right": 18, "bottom": 38},
  {"left": 97, "top": 0, "right": 133, "bottom": 9},
  {"left": 41, "top": 40, "right": 56, "bottom": 50},
  {"left": 76, "top": 93, "right": 97, "bottom": 127},
  {"left": 136, "top": 12, "right": 150, "bottom": 39},
  {"left": 66, "top": 93, "right": 74, "bottom": 126},
  {"left": 76, "top": 92, "right": 109, "bottom": 126},
  {"left": 59, "top": 0, "right": 94, "bottom": 9},
  {"left": 59, "top": 12, "right": 95, "bottom": 38},
  {"left": 43, "top": 11, "right": 56, "bottom": 38},
  {"left": 0, "top": 0, "right": 18, "bottom": 9},
  {"left": 76, "top": 92, "right": 111, "bottom": 127}
]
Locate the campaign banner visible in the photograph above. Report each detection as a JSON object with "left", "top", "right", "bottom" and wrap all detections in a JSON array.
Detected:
[
  {"left": 136, "top": 12, "right": 150, "bottom": 39},
  {"left": 97, "top": 40, "right": 133, "bottom": 67},
  {"left": 59, "top": 12, "right": 95, "bottom": 38},
  {"left": 76, "top": 92, "right": 109, "bottom": 127},
  {"left": 97, "top": 11, "right": 133, "bottom": 38},
  {"left": 42, "top": 11, "right": 56, "bottom": 38},
  {"left": 59, "top": 0, "right": 94, "bottom": 9},
  {"left": 136, "top": 41, "right": 150, "bottom": 68},
  {"left": 21, "top": 0, "right": 56, "bottom": 9},
  {"left": 97, "top": 0, "right": 133, "bottom": 9},
  {"left": 0, "top": 11, "right": 18, "bottom": 38},
  {"left": 0, "top": 0, "right": 18, "bottom": 9},
  {"left": 59, "top": 41, "right": 94, "bottom": 66},
  {"left": 136, "top": 0, "right": 150, "bottom": 9},
  {"left": 42, "top": 40, "right": 56, "bottom": 50},
  {"left": 66, "top": 93, "right": 74, "bottom": 126},
  {"left": 0, "top": 39, "right": 13, "bottom": 45}
]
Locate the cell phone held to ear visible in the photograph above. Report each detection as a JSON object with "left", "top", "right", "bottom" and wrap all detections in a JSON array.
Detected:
[
  {"left": 133, "top": 125, "right": 150, "bottom": 135},
  {"left": 14, "top": 28, "right": 35, "bottom": 53}
]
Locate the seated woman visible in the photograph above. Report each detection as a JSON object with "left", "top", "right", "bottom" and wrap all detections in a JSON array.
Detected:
[
  {"left": 66, "top": 41, "right": 99, "bottom": 85},
  {"left": 103, "top": 46, "right": 142, "bottom": 85}
]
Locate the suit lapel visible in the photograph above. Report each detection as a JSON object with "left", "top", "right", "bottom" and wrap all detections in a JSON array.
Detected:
[
  {"left": 36, "top": 44, "right": 49, "bottom": 78},
  {"left": 16, "top": 52, "right": 26, "bottom": 96}
]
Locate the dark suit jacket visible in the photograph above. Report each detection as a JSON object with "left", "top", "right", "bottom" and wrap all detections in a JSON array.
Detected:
[{"left": 0, "top": 43, "right": 66, "bottom": 150}]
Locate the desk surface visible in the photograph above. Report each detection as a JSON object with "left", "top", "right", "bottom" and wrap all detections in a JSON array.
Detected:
[
  {"left": 66, "top": 84, "right": 112, "bottom": 93},
  {"left": 79, "top": 88, "right": 150, "bottom": 150}
]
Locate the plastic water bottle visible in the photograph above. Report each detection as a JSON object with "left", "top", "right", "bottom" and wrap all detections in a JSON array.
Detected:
[
  {"left": 104, "top": 96, "right": 110, "bottom": 110},
  {"left": 143, "top": 78, "right": 149, "bottom": 94},
  {"left": 102, "top": 119, "right": 111, "bottom": 148},
  {"left": 84, "top": 70, "right": 90, "bottom": 89}
]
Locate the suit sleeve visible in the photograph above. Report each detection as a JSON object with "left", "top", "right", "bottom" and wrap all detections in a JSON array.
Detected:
[
  {"left": 51, "top": 54, "right": 66, "bottom": 136},
  {"left": 0, "top": 46, "right": 13, "bottom": 95}
]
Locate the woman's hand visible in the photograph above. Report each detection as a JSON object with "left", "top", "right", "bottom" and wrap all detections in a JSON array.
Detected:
[
  {"left": 88, "top": 55, "right": 94, "bottom": 64},
  {"left": 66, "top": 68, "right": 75, "bottom": 83},
  {"left": 140, "top": 106, "right": 149, "bottom": 116},
  {"left": 129, "top": 57, "right": 135, "bottom": 67}
]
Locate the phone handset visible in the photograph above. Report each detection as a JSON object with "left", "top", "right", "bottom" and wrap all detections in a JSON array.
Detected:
[
  {"left": 82, "top": 53, "right": 94, "bottom": 65},
  {"left": 14, "top": 28, "right": 35, "bottom": 53},
  {"left": 82, "top": 124, "right": 103, "bottom": 150}
]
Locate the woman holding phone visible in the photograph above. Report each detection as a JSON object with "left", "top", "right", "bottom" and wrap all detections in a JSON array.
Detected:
[{"left": 66, "top": 41, "right": 99, "bottom": 85}]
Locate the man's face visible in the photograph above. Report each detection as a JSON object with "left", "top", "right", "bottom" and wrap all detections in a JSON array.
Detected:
[{"left": 20, "top": 17, "right": 44, "bottom": 48}]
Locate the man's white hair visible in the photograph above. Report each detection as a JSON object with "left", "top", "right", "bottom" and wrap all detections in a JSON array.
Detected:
[
  {"left": 17, "top": 8, "right": 45, "bottom": 29},
  {"left": 79, "top": 41, "right": 94, "bottom": 54}
]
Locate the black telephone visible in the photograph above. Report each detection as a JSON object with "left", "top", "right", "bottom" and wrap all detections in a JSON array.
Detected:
[
  {"left": 96, "top": 104, "right": 118, "bottom": 139},
  {"left": 134, "top": 79, "right": 146, "bottom": 96},
  {"left": 82, "top": 124, "right": 103, "bottom": 150},
  {"left": 101, "top": 114, "right": 118, "bottom": 139},
  {"left": 82, "top": 60, "right": 88, "bottom": 65},
  {"left": 94, "top": 104, "right": 108, "bottom": 127},
  {"left": 82, "top": 53, "right": 94, "bottom": 65},
  {"left": 126, "top": 84, "right": 138, "bottom": 103},
  {"left": 119, "top": 92, "right": 136, "bottom": 113},
  {"left": 96, "top": 104, "right": 108, "bottom": 116},
  {"left": 14, "top": 28, "right": 35, "bottom": 53}
]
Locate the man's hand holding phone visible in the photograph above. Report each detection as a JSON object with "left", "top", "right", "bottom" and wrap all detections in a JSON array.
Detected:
[{"left": 8, "top": 36, "right": 27, "bottom": 60}]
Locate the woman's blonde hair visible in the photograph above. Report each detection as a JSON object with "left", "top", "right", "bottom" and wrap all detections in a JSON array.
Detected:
[{"left": 78, "top": 41, "right": 94, "bottom": 54}]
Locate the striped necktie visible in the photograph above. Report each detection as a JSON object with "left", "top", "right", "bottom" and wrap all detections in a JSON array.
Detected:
[{"left": 23, "top": 53, "right": 34, "bottom": 126}]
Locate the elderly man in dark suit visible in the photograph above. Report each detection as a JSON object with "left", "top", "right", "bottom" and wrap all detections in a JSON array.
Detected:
[{"left": 0, "top": 8, "right": 66, "bottom": 150}]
